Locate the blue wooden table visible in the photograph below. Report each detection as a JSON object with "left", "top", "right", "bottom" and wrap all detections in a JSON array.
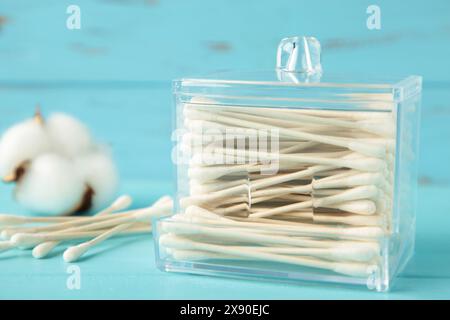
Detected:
[{"left": 1, "top": 0, "right": 449, "bottom": 299}]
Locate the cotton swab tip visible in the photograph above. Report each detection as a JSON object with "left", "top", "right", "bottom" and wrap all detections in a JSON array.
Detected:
[
  {"left": 1, "top": 229, "right": 17, "bottom": 240},
  {"left": 328, "top": 245, "right": 378, "bottom": 262},
  {"left": 133, "top": 202, "right": 172, "bottom": 221},
  {"left": 32, "top": 241, "right": 58, "bottom": 259},
  {"left": 10, "top": 233, "right": 42, "bottom": 248},
  {"left": 159, "top": 233, "right": 189, "bottom": 250},
  {"left": 63, "top": 243, "right": 90, "bottom": 263},
  {"left": 335, "top": 200, "right": 377, "bottom": 215},
  {"left": 110, "top": 195, "right": 133, "bottom": 211},
  {"left": 153, "top": 195, "right": 174, "bottom": 210}
]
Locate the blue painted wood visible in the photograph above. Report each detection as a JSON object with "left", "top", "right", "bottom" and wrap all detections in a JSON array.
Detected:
[
  {"left": 1, "top": 0, "right": 450, "bottom": 82},
  {"left": 0, "top": 0, "right": 450, "bottom": 299}
]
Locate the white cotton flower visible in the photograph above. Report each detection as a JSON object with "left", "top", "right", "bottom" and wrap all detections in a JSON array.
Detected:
[
  {"left": 46, "top": 113, "right": 94, "bottom": 158},
  {"left": 15, "top": 153, "right": 86, "bottom": 216},
  {"left": 0, "top": 111, "right": 121, "bottom": 215},
  {"left": 0, "top": 118, "right": 52, "bottom": 179},
  {"left": 75, "top": 150, "right": 119, "bottom": 211}
]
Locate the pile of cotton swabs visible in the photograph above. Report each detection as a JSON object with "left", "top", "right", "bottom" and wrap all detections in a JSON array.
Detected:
[
  {"left": 0, "top": 195, "right": 172, "bottom": 262},
  {"left": 159, "top": 98, "right": 396, "bottom": 278}
]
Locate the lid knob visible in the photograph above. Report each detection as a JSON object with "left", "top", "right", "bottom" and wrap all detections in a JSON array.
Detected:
[{"left": 276, "top": 36, "right": 322, "bottom": 75}]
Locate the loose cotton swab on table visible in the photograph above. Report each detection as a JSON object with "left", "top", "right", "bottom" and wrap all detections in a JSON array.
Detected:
[
  {"left": 10, "top": 196, "right": 173, "bottom": 248},
  {"left": 0, "top": 194, "right": 173, "bottom": 262},
  {"left": 63, "top": 196, "right": 173, "bottom": 262},
  {"left": 1, "top": 195, "right": 133, "bottom": 240},
  {"left": 0, "top": 214, "right": 91, "bottom": 227},
  {"left": 31, "top": 195, "right": 133, "bottom": 259}
]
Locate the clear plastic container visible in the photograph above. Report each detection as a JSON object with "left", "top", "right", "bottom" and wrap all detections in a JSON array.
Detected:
[{"left": 155, "top": 36, "right": 422, "bottom": 291}]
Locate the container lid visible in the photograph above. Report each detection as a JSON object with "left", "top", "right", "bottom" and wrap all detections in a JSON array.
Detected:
[{"left": 174, "top": 36, "right": 422, "bottom": 111}]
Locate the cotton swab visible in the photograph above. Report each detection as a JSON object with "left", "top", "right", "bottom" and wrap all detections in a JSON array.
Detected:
[
  {"left": 187, "top": 172, "right": 388, "bottom": 204},
  {"left": 161, "top": 219, "right": 383, "bottom": 244},
  {"left": 1, "top": 195, "right": 133, "bottom": 240},
  {"left": 31, "top": 195, "right": 133, "bottom": 259},
  {"left": 184, "top": 108, "right": 388, "bottom": 159},
  {"left": 181, "top": 183, "right": 381, "bottom": 217},
  {"left": 8, "top": 225, "right": 153, "bottom": 248},
  {"left": 187, "top": 152, "right": 385, "bottom": 183},
  {"left": 0, "top": 214, "right": 90, "bottom": 227},
  {"left": 63, "top": 196, "right": 173, "bottom": 262},
  {"left": 0, "top": 240, "right": 14, "bottom": 253},
  {"left": 185, "top": 96, "right": 392, "bottom": 120},
  {"left": 160, "top": 234, "right": 378, "bottom": 277},
  {"left": 185, "top": 206, "right": 384, "bottom": 239},
  {"left": 1, "top": 195, "right": 131, "bottom": 239},
  {"left": 168, "top": 241, "right": 377, "bottom": 262},
  {"left": 5, "top": 198, "right": 142, "bottom": 241},
  {"left": 248, "top": 185, "right": 382, "bottom": 218},
  {"left": 11, "top": 197, "right": 173, "bottom": 249},
  {"left": 214, "top": 148, "right": 386, "bottom": 172},
  {"left": 185, "top": 103, "right": 394, "bottom": 136},
  {"left": 11, "top": 199, "right": 171, "bottom": 249}
]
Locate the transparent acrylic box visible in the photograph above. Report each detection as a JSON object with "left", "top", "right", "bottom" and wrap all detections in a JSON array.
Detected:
[{"left": 155, "top": 37, "right": 422, "bottom": 291}]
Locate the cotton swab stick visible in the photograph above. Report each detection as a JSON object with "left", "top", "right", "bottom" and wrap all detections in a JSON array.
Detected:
[
  {"left": 185, "top": 97, "right": 392, "bottom": 120},
  {"left": 23, "top": 196, "right": 172, "bottom": 247},
  {"left": 184, "top": 183, "right": 380, "bottom": 217},
  {"left": 184, "top": 160, "right": 381, "bottom": 204},
  {"left": 250, "top": 185, "right": 381, "bottom": 218},
  {"left": 62, "top": 196, "right": 173, "bottom": 262},
  {"left": 214, "top": 148, "right": 386, "bottom": 172},
  {"left": 8, "top": 225, "right": 152, "bottom": 247},
  {"left": 2, "top": 195, "right": 133, "bottom": 240},
  {"left": 11, "top": 196, "right": 173, "bottom": 248},
  {"left": 311, "top": 213, "right": 382, "bottom": 226},
  {"left": 169, "top": 240, "right": 377, "bottom": 262},
  {"left": 190, "top": 178, "right": 249, "bottom": 195},
  {"left": 184, "top": 210, "right": 381, "bottom": 252},
  {"left": 161, "top": 218, "right": 383, "bottom": 244},
  {"left": 62, "top": 223, "right": 135, "bottom": 262},
  {"left": 273, "top": 211, "right": 382, "bottom": 226},
  {"left": 31, "top": 195, "right": 133, "bottom": 259},
  {"left": 188, "top": 151, "right": 351, "bottom": 175},
  {"left": 182, "top": 206, "right": 384, "bottom": 239},
  {"left": 5, "top": 195, "right": 133, "bottom": 238},
  {"left": 184, "top": 108, "right": 388, "bottom": 158},
  {"left": 185, "top": 103, "right": 394, "bottom": 136},
  {"left": 205, "top": 172, "right": 386, "bottom": 201},
  {"left": 0, "top": 240, "right": 14, "bottom": 253},
  {"left": 0, "top": 214, "right": 91, "bottom": 227},
  {"left": 160, "top": 234, "right": 378, "bottom": 277}
]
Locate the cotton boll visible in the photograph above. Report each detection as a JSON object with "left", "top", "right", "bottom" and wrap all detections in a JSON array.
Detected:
[
  {"left": 46, "top": 113, "right": 94, "bottom": 158},
  {"left": 15, "top": 154, "right": 86, "bottom": 216},
  {"left": 0, "top": 119, "right": 52, "bottom": 179},
  {"left": 75, "top": 151, "right": 119, "bottom": 211}
]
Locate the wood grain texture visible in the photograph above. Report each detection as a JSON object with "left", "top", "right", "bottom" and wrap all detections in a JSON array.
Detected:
[{"left": 0, "top": 0, "right": 449, "bottom": 82}]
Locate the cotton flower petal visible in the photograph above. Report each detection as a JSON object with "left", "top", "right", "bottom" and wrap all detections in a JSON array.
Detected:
[
  {"left": 47, "top": 113, "right": 94, "bottom": 158},
  {"left": 75, "top": 150, "right": 119, "bottom": 211},
  {"left": 15, "top": 153, "right": 86, "bottom": 216},
  {"left": 0, "top": 119, "right": 52, "bottom": 178}
]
